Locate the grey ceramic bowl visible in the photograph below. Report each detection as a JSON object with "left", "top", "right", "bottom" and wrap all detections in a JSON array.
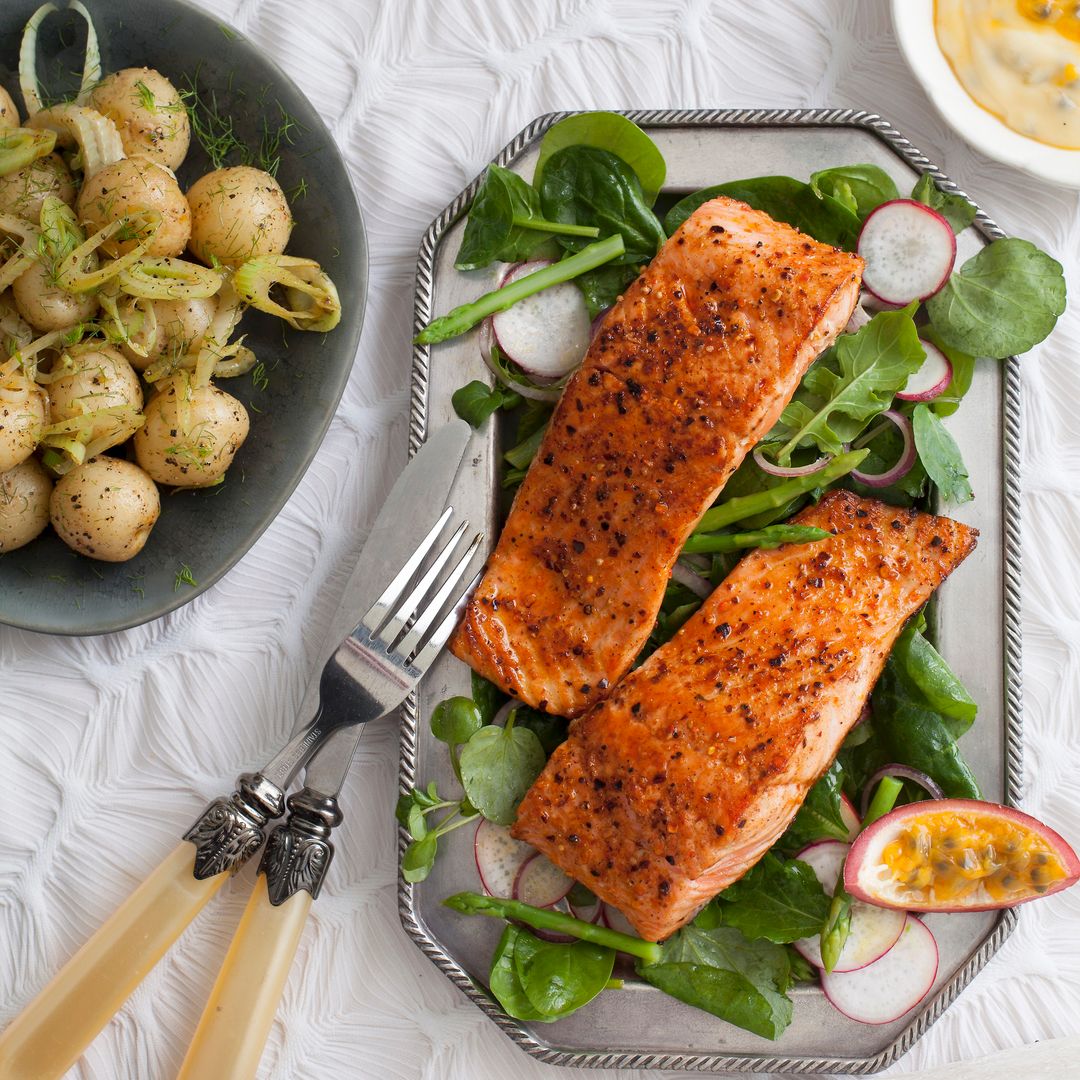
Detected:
[{"left": 0, "top": 0, "right": 368, "bottom": 635}]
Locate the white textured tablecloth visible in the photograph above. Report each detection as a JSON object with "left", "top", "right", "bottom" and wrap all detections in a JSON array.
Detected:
[{"left": 3, "top": 1, "right": 1079, "bottom": 1077}]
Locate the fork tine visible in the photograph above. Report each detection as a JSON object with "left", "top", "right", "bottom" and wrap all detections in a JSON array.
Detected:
[
  {"left": 360, "top": 505, "right": 453, "bottom": 635},
  {"left": 375, "top": 519, "right": 469, "bottom": 646},
  {"left": 409, "top": 569, "right": 483, "bottom": 671},
  {"left": 395, "top": 533, "right": 483, "bottom": 662}
]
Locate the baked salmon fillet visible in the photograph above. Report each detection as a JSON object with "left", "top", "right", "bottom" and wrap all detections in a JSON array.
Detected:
[
  {"left": 450, "top": 196, "right": 864, "bottom": 718},
  {"left": 511, "top": 492, "right": 978, "bottom": 941}
]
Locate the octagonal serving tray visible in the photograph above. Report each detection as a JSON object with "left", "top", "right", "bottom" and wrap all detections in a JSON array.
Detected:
[{"left": 400, "top": 109, "right": 1022, "bottom": 1073}]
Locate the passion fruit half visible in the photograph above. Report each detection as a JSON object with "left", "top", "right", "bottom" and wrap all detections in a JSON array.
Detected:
[{"left": 845, "top": 799, "right": 1080, "bottom": 912}]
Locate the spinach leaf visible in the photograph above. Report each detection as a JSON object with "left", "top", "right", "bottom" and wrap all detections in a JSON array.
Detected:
[
  {"left": 637, "top": 924, "right": 793, "bottom": 1039},
  {"left": 788, "top": 948, "right": 818, "bottom": 984},
  {"left": 663, "top": 176, "right": 860, "bottom": 249},
  {"left": 539, "top": 146, "right": 666, "bottom": 265},
  {"left": 459, "top": 715, "right": 547, "bottom": 825},
  {"left": 920, "top": 327, "right": 975, "bottom": 417},
  {"left": 926, "top": 237, "right": 1066, "bottom": 359},
  {"left": 771, "top": 305, "right": 925, "bottom": 461},
  {"left": 912, "top": 403, "right": 973, "bottom": 504},
  {"left": 512, "top": 705, "right": 569, "bottom": 757},
  {"left": 515, "top": 936, "right": 615, "bottom": 1018},
  {"left": 809, "top": 164, "right": 898, "bottom": 219},
  {"left": 471, "top": 671, "right": 505, "bottom": 725},
  {"left": 489, "top": 925, "right": 550, "bottom": 1020},
  {"left": 716, "top": 853, "right": 831, "bottom": 943},
  {"left": 911, "top": 173, "right": 977, "bottom": 234},
  {"left": 889, "top": 618, "right": 977, "bottom": 737},
  {"left": 575, "top": 262, "right": 639, "bottom": 318},
  {"left": 452, "top": 380, "right": 522, "bottom": 428},
  {"left": 455, "top": 164, "right": 598, "bottom": 270},
  {"left": 781, "top": 761, "right": 850, "bottom": 850},
  {"left": 534, "top": 111, "right": 666, "bottom": 205}
]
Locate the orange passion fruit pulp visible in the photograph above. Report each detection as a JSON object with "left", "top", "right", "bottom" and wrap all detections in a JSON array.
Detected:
[{"left": 845, "top": 799, "right": 1080, "bottom": 912}]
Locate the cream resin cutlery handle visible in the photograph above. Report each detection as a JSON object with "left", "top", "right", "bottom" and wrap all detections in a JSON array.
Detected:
[
  {"left": 0, "top": 843, "right": 226, "bottom": 1080},
  {"left": 178, "top": 788, "right": 340, "bottom": 1080}
]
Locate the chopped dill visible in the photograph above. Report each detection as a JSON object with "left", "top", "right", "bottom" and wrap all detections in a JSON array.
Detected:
[
  {"left": 257, "top": 103, "right": 302, "bottom": 177},
  {"left": 287, "top": 177, "right": 308, "bottom": 202},
  {"left": 88, "top": 563, "right": 104, "bottom": 580},
  {"left": 174, "top": 564, "right": 198, "bottom": 591},
  {"left": 134, "top": 79, "right": 157, "bottom": 113},
  {"left": 219, "top": 24, "right": 237, "bottom": 40},
  {"left": 251, "top": 362, "right": 269, "bottom": 391},
  {"left": 47, "top": 573, "right": 67, "bottom": 584},
  {"left": 249, "top": 401, "right": 263, "bottom": 414},
  {"left": 129, "top": 574, "right": 145, "bottom": 598},
  {"left": 180, "top": 71, "right": 249, "bottom": 171}
]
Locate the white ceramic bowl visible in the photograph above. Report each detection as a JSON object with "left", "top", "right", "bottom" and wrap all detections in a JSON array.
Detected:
[{"left": 892, "top": 0, "right": 1080, "bottom": 188}]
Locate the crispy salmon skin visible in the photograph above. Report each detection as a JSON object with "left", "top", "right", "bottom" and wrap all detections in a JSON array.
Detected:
[
  {"left": 450, "top": 196, "right": 863, "bottom": 718},
  {"left": 511, "top": 492, "right": 978, "bottom": 942}
]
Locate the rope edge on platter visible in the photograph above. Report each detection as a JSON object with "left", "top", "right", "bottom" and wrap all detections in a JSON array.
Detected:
[{"left": 400, "top": 106, "right": 1024, "bottom": 1074}]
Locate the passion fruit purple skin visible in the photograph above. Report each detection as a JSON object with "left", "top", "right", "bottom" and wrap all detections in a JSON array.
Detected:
[{"left": 845, "top": 798, "right": 1080, "bottom": 912}]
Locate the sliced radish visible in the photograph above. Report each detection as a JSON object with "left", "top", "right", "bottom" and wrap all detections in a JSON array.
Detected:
[
  {"left": 474, "top": 819, "right": 533, "bottom": 898},
  {"left": 491, "top": 260, "right": 592, "bottom": 379},
  {"left": 513, "top": 852, "right": 574, "bottom": 908},
  {"left": 792, "top": 840, "right": 906, "bottom": 972},
  {"left": 569, "top": 896, "right": 604, "bottom": 924},
  {"left": 601, "top": 903, "right": 638, "bottom": 937},
  {"left": 896, "top": 339, "right": 952, "bottom": 401},
  {"left": 858, "top": 199, "right": 956, "bottom": 305},
  {"left": 821, "top": 916, "right": 939, "bottom": 1024},
  {"left": 839, "top": 794, "right": 861, "bottom": 841}
]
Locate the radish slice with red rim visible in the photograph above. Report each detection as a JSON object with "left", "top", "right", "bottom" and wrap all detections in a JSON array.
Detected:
[
  {"left": 895, "top": 339, "right": 952, "bottom": 402},
  {"left": 491, "top": 260, "right": 592, "bottom": 380},
  {"left": 858, "top": 199, "right": 956, "bottom": 305},
  {"left": 513, "top": 851, "right": 574, "bottom": 908},
  {"left": 601, "top": 903, "right": 638, "bottom": 938},
  {"left": 821, "top": 916, "right": 939, "bottom": 1024},
  {"left": 474, "top": 819, "right": 533, "bottom": 898},
  {"left": 839, "top": 793, "right": 861, "bottom": 841}
]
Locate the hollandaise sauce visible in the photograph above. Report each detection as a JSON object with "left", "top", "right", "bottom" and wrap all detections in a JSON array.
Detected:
[{"left": 935, "top": 0, "right": 1080, "bottom": 149}]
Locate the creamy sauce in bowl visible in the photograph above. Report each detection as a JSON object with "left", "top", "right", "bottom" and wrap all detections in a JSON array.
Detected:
[{"left": 935, "top": 0, "right": 1080, "bottom": 149}]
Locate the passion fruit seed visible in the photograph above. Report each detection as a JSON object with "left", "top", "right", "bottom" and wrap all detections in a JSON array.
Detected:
[{"left": 880, "top": 812, "right": 1067, "bottom": 905}]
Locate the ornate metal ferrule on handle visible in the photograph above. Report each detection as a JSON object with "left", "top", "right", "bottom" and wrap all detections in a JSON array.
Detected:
[
  {"left": 259, "top": 789, "right": 343, "bottom": 905},
  {"left": 183, "top": 772, "right": 287, "bottom": 880}
]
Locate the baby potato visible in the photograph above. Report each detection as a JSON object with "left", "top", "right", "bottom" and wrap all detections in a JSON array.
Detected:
[
  {"left": 50, "top": 456, "right": 160, "bottom": 561},
  {"left": 186, "top": 166, "right": 292, "bottom": 266},
  {"left": 0, "top": 380, "right": 46, "bottom": 472},
  {"left": 0, "top": 456, "right": 51, "bottom": 552},
  {"left": 121, "top": 295, "right": 216, "bottom": 370},
  {"left": 48, "top": 346, "right": 143, "bottom": 449},
  {"left": 90, "top": 67, "right": 190, "bottom": 171},
  {"left": 0, "top": 85, "right": 18, "bottom": 129},
  {"left": 0, "top": 153, "right": 76, "bottom": 221},
  {"left": 0, "top": 289, "right": 33, "bottom": 353},
  {"left": 76, "top": 155, "right": 191, "bottom": 257},
  {"left": 135, "top": 379, "right": 249, "bottom": 487},
  {"left": 12, "top": 259, "right": 99, "bottom": 332}
]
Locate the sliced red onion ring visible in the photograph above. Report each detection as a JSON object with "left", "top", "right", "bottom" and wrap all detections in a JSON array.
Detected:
[
  {"left": 491, "top": 698, "right": 517, "bottom": 727},
  {"left": 753, "top": 446, "right": 833, "bottom": 478},
  {"left": 671, "top": 560, "right": 712, "bottom": 599},
  {"left": 850, "top": 409, "right": 916, "bottom": 488},
  {"left": 859, "top": 765, "right": 945, "bottom": 816},
  {"left": 590, "top": 306, "right": 613, "bottom": 342}
]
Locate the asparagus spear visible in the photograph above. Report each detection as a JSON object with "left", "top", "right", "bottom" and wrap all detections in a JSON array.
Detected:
[{"left": 682, "top": 524, "right": 831, "bottom": 555}]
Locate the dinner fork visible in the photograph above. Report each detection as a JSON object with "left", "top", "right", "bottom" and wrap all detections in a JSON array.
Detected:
[{"left": 0, "top": 421, "right": 476, "bottom": 1080}]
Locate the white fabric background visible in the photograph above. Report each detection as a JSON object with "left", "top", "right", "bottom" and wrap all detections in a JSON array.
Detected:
[{"left": 2, "top": 1, "right": 1078, "bottom": 1077}]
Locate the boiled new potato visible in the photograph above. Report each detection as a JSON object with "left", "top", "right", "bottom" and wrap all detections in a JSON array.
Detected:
[
  {"left": 0, "top": 456, "right": 51, "bottom": 552},
  {"left": 0, "top": 153, "right": 76, "bottom": 221},
  {"left": 50, "top": 456, "right": 160, "bottom": 561},
  {"left": 0, "top": 85, "right": 18, "bottom": 130},
  {"left": 135, "top": 379, "right": 248, "bottom": 487},
  {"left": 90, "top": 67, "right": 190, "bottom": 170},
  {"left": 12, "top": 259, "right": 99, "bottom": 332},
  {"left": 76, "top": 155, "right": 191, "bottom": 257},
  {"left": 0, "top": 289, "right": 33, "bottom": 353},
  {"left": 121, "top": 295, "right": 216, "bottom": 370},
  {"left": 48, "top": 346, "right": 142, "bottom": 450},
  {"left": 0, "top": 379, "right": 46, "bottom": 471},
  {"left": 186, "top": 166, "right": 292, "bottom": 266}
]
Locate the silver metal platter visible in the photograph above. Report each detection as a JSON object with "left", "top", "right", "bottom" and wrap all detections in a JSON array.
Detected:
[{"left": 400, "top": 109, "right": 1022, "bottom": 1073}]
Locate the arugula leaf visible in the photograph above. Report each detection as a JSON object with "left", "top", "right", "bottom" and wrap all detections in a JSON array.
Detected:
[
  {"left": 889, "top": 618, "right": 977, "bottom": 737},
  {"left": 911, "top": 173, "right": 977, "bottom": 234},
  {"left": 574, "top": 262, "right": 639, "bottom": 318},
  {"left": 716, "top": 853, "right": 831, "bottom": 943},
  {"left": 539, "top": 146, "right": 665, "bottom": 265},
  {"left": 534, "top": 111, "right": 666, "bottom": 205},
  {"left": 926, "top": 238, "right": 1066, "bottom": 359},
  {"left": 771, "top": 305, "right": 925, "bottom": 462},
  {"left": 516, "top": 936, "right": 615, "bottom": 1017},
  {"left": 459, "top": 715, "right": 547, "bottom": 825},
  {"left": 456, "top": 164, "right": 598, "bottom": 270},
  {"left": 451, "top": 380, "right": 522, "bottom": 428},
  {"left": 637, "top": 924, "right": 793, "bottom": 1039},
  {"left": 809, "top": 164, "right": 898, "bottom": 219},
  {"left": 781, "top": 761, "right": 850, "bottom": 849},
  {"left": 912, "top": 403, "right": 973, "bottom": 504},
  {"left": 663, "top": 175, "right": 860, "bottom": 248}
]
